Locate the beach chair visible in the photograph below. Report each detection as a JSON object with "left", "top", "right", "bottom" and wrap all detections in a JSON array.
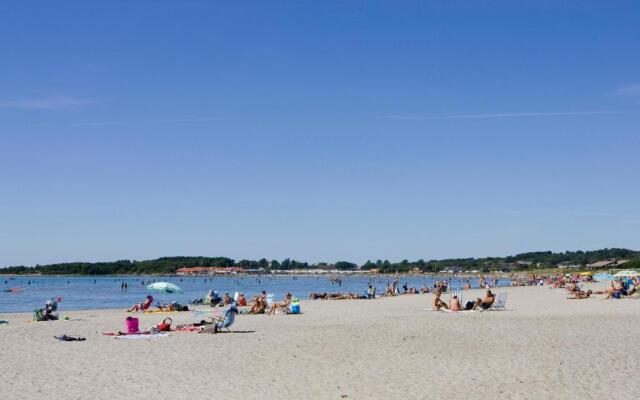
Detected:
[
  {"left": 450, "top": 290, "right": 463, "bottom": 305},
  {"left": 483, "top": 293, "right": 508, "bottom": 311},
  {"left": 266, "top": 294, "right": 274, "bottom": 308},
  {"left": 212, "top": 305, "right": 238, "bottom": 333}
]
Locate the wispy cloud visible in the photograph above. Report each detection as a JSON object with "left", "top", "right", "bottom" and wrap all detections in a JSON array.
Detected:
[
  {"left": 377, "top": 111, "right": 623, "bottom": 120},
  {"left": 32, "top": 117, "right": 232, "bottom": 128},
  {"left": 610, "top": 83, "right": 640, "bottom": 96},
  {"left": 0, "top": 96, "right": 96, "bottom": 111}
]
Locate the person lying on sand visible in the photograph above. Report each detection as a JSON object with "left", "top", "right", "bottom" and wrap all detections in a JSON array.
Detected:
[
  {"left": 268, "top": 292, "right": 292, "bottom": 314},
  {"left": 309, "top": 292, "right": 329, "bottom": 300},
  {"left": 432, "top": 290, "right": 448, "bottom": 311},
  {"left": 568, "top": 289, "right": 592, "bottom": 299},
  {"left": 127, "top": 295, "right": 153, "bottom": 312},
  {"left": 450, "top": 295, "right": 461, "bottom": 311}
]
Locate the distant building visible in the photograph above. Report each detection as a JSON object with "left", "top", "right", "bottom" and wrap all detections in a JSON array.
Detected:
[
  {"left": 500, "top": 261, "right": 533, "bottom": 271},
  {"left": 176, "top": 266, "right": 245, "bottom": 275},
  {"left": 586, "top": 259, "right": 629, "bottom": 269}
]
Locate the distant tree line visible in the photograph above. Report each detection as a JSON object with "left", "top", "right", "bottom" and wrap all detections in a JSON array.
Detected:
[{"left": 0, "top": 248, "right": 638, "bottom": 275}]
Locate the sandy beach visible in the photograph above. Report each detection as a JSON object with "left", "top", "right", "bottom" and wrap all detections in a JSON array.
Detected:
[{"left": 1, "top": 284, "right": 639, "bottom": 400}]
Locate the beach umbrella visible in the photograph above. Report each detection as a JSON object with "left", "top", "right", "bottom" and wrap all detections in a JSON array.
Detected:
[
  {"left": 146, "top": 282, "right": 184, "bottom": 294},
  {"left": 146, "top": 282, "right": 183, "bottom": 307},
  {"left": 593, "top": 273, "right": 613, "bottom": 281},
  {"left": 613, "top": 270, "right": 639, "bottom": 278}
]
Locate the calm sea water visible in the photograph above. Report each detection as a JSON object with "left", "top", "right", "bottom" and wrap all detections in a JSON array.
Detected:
[{"left": 0, "top": 275, "right": 511, "bottom": 313}]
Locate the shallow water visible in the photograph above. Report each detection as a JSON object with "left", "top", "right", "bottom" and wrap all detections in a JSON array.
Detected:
[{"left": 0, "top": 275, "right": 511, "bottom": 313}]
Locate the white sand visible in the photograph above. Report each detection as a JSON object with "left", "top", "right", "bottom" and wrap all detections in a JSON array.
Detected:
[{"left": 1, "top": 284, "right": 639, "bottom": 399}]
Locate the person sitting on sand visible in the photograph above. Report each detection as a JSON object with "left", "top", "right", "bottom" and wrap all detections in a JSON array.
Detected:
[
  {"left": 127, "top": 295, "right": 154, "bottom": 312},
  {"left": 250, "top": 290, "right": 267, "bottom": 305},
  {"left": 471, "top": 290, "right": 495, "bottom": 310},
  {"left": 420, "top": 285, "right": 430, "bottom": 294},
  {"left": 309, "top": 292, "right": 329, "bottom": 300},
  {"left": 385, "top": 286, "right": 395, "bottom": 297},
  {"left": 249, "top": 297, "right": 267, "bottom": 314},
  {"left": 236, "top": 293, "right": 247, "bottom": 306},
  {"left": 366, "top": 285, "right": 376, "bottom": 299},
  {"left": 432, "top": 290, "right": 448, "bottom": 311},
  {"left": 268, "top": 292, "right": 292, "bottom": 314},
  {"left": 222, "top": 292, "right": 233, "bottom": 306},
  {"left": 450, "top": 295, "right": 461, "bottom": 311},
  {"left": 604, "top": 280, "right": 624, "bottom": 299}
]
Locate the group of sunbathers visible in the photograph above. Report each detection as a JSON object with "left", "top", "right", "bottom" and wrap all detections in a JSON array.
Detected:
[
  {"left": 432, "top": 289, "right": 496, "bottom": 311},
  {"left": 126, "top": 295, "right": 189, "bottom": 312},
  {"left": 565, "top": 277, "right": 639, "bottom": 299}
]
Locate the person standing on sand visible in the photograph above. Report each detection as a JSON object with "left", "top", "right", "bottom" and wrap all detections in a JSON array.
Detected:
[{"left": 392, "top": 276, "right": 399, "bottom": 294}]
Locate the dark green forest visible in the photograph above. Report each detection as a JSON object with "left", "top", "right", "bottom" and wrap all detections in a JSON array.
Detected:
[{"left": 0, "top": 248, "right": 638, "bottom": 275}]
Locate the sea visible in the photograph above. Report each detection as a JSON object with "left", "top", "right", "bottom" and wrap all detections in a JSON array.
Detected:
[{"left": 0, "top": 274, "right": 512, "bottom": 313}]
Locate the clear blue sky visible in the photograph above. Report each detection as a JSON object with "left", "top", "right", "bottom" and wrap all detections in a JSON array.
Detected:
[{"left": 1, "top": 1, "right": 639, "bottom": 266}]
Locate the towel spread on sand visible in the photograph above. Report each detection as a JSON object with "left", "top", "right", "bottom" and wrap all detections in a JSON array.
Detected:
[{"left": 114, "top": 333, "right": 169, "bottom": 339}]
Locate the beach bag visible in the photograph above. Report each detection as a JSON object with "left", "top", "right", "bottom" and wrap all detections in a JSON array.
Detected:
[
  {"left": 158, "top": 318, "right": 172, "bottom": 332},
  {"left": 289, "top": 298, "right": 301, "bottom": 314},
  {"left": 125, "top": 317, "right": 139, "bottom": 333}
]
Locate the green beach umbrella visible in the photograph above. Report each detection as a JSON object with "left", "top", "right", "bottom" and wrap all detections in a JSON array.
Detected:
[{"left": 146, "top": 282, "right": 184, "bottom": 294}]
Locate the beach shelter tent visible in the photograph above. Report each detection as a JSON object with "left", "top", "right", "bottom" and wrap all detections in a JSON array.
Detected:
[
  {"left": 593, "top": 273, "right": 613, "bottom": 281},
  {"left": 613, "top": 270, "right": 639, "bottom": 278}
]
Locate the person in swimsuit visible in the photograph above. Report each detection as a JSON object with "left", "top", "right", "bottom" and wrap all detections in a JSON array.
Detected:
[
  {"left": 450, "top": 295, "right": 461, "bottom": 311},
  {"left": 432, "top": 290, "right": 448, "bottom": 311},
  {"left": 236, "top": 293, "right": 247, "bottom": 306},
  {"left": 249, "top": 297, "right": 267, "bottom": 314},
  {"left": 472, "top": 290, "right": 495, "bottom": 310},
  {"left": 268, "top": 292, "right": 292, "bottom": 314},
  {"left": 127, "top": 295, "right": 154, "bottom": 312}
]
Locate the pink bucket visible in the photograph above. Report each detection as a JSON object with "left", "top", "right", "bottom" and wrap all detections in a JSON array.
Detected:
[{"left": 125, "top": 317, "right": 139, "bottom": 333}]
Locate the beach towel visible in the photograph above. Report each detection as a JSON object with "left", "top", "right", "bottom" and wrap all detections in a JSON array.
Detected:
[
  {"left": 102, "top": 331, "right": 152, "bottom": 336},
  {"left": 55, "top": 335, "right": 86, "bottom": 341},
  {"left": 114, "top": 333, "right": 169, "bottom": 340}
]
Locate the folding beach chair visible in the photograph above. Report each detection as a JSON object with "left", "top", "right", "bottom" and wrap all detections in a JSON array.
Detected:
[
  {"left": 483, "top": 293, "right": 508, "bottom": 311},
  {"left": 450, "top": 290, "right": 463, "bottom": 305},
  {"left": 211, "top": 305, "right": 238, "bottom": 333},
  {"left": 266, "top": 294, "right": 274, "bottom": 308}
]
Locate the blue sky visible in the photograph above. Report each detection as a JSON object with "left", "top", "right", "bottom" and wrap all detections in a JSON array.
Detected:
[{"left": 1, "top": 1, "right": 639, "bottom": 266}]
